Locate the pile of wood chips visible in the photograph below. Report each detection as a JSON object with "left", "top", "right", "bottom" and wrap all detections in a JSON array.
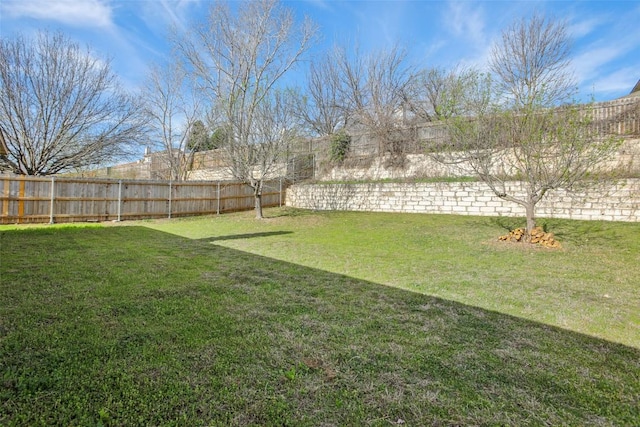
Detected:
[{"left": 498, "top": 226, "right": 562, "bottom": 248}]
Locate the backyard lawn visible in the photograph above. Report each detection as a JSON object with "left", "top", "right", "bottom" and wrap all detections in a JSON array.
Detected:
[{"left": 1, "top": 208, "right": 639, "bottom": 425}]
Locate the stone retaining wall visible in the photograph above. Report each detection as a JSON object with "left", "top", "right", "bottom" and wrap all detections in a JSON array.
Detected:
[
  {"left": 318, "top": 139, "right": 640, "bottom": 182},
  {"left": 286, "top": 179, "right": 640, "bottom": 222}
]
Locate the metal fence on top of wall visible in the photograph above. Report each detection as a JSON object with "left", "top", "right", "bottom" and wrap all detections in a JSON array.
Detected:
[
  {"left": 305, "top": 96, "right": 640, "bottom": 162},
  {"left": 0, "top": 175, "right": 286, "bottom": 224}
]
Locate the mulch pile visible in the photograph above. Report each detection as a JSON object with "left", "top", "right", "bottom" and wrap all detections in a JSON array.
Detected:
[{"left": 498, "top": 226, "right": 562, "bottom": 248}]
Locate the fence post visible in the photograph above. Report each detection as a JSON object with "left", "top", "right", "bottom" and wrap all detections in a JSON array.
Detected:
[
  {"left": 117, "top": 180, "right": 122, "bottom": 222},
  {"left": 168, "top": 180, "right": 173, "bottom": 219},
  {"left": 1, "top": 177, "right": 9, "bottom": 218},
  {"left": 17, "top": 178, "right": 25, "bottom": 223},
  {"left": 279, "top": 177, "right": 283, "bottom": 207},
  {"left": 49, "top": 177, "right": 55, "bottom": 224},
  {"left": 216, "top": 181, "right": 221, "bottom": 215}
]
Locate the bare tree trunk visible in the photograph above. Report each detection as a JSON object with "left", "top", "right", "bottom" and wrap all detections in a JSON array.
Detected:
[
  {"left": 142, "top": 62, "right": 201, "bottom": 182},
  {"left": 253, "top": 181, "right": 264, "bottom": 219},
  {"left": 254, "top": 194, "right": 264, "bottom": 219},
  {"left": 524, "top": 202, "right": 536, "bottom": 240}
]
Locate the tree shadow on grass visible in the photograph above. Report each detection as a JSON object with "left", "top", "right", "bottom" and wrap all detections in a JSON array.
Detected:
[
  {"left": 480, "top": 215, "right": 639, "bottom": 247},
  {"left": 1, "top": 225, "right": 639, "bottom": 426},
  {"left": 264, "top": 206, "right": 318, "bottom": 218},
  {"left": 486, "top": 216, "right": 524, "bottom": 233},
  {"left": 200, "top": 231, "right": 294, "bottom": 242}
]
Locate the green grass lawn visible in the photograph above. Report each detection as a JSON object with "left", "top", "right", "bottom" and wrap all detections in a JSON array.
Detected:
[
  {"left": 141, "top": 208, "right": 640, "bottom": 348},
  {"left": 1, "top": 209, "right": 639, "bottom": 426}
]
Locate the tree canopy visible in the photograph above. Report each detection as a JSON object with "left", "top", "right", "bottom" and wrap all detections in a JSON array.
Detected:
[{"left": 0, "top": 30, "right": 145, "bottom": 175}]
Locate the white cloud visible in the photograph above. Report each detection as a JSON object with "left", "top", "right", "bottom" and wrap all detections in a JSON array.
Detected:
[
  {"left": 445, "top": 0, "right": 487, "bottom": 47},
  {"left": 572, "top": 21, "right": 640, "bottom": 84},
  {"left": 588, "top": 67, "right": 640, "bottom": 97},
  {"left": 566, "top": 3, "right": 640, "bottom": 99},
  {"left": 572, "top": 45, "right": 628, "bottom": 82},
  {"left": 567, "top": 17, "right": 603, "bottom": 39},
  {"left": 366, "top": 2, "right": 409, "bottom": 48},
  {"left": 433, "top": 0, "right": 497, "bottom": 70},
  {"left": 156, "top": 0, "right": 190, "bottom": 33},
  {"left": 133, "top": 0, "right": 204, "bottom": 46},
  {"left": 1, "top": 0, "right": 113, "bottom": 28}
]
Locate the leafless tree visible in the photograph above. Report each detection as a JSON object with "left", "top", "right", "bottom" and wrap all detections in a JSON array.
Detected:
[
  {"left": 0, "top": 30, "right": 145, "bottom": 175},
  {"left": 489, "top": 12, "right": 575, "bottom": 109},
  {"left": 176, "top": 0, "right": 316, "bottom": 218},
  {"left": 405, "top": 66, "right": 478, "bottom": 121},
  {"left": 330, "top": 44, "right": 415, "bottom": 161},
  {"left": 296, "top": 51, "right": 349, "bottom": 136},
  {"left": 224, "top": 89, "right": 300, "bottom": 218},
  {"left": 437, "top": 17, "right": 622, "bottom": 237},
  {"left": 142, "top": 62, "right": 202, "bottom": 180}
]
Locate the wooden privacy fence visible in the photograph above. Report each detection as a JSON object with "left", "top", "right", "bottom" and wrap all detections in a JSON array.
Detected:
[{"left": 0, "top": 175, "right": 286, "bottom": 224}]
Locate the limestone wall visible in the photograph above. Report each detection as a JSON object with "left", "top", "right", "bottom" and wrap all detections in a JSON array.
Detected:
[
  {"left": 286, "top": 179, "right": 640, "bottom": 222},
  {"left": 318, "top": 138, "right": 640, "bottom": 182}
]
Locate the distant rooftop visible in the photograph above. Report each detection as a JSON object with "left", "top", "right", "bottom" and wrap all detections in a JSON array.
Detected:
[{"left": 617, "top": 79, "right": 640, "bottom": 100}]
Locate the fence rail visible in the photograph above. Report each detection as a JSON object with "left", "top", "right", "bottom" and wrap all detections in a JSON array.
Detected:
[
  {"left": 0, "top": 175, "right": 285, "bottom": 224},
  {"left": 591, "top": 97, "right": 640, "bottom": 135}
]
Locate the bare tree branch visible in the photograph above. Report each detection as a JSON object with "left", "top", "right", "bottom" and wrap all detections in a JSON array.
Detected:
[
  {"left": 330, "top": 44, "right": 415, "bottom": 161},
  {"left": 489, "top": 12, "right": 575, "bottom": 108},
  {"left": 0, "top": 30, "right": 145, "bottom": 175},
  {"left": 142, "top": 61, "right": 202, "bottom": 180},
  {"left": 296, "top": 51, "right": 348, "bottom": 136},
  {"left": 405, "top": 66, "right": 479, "bottom": 121}
]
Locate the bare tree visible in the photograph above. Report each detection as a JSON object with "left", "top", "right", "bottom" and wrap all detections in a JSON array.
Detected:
[
  {"left": 176, "top": 0, "right": 316, "bottom": 218},
  {"left": 437, "top": 17, "right": 622, "bottom": 237},
  {"left": 331, "top": 44, "right": 415, "bottom": 160},
  {"left": 142, "top": 62, "right": 202, "bottom": 180},
  {"left": 405, "top": 66, "right": 478, "bottom": 121},
  {"left": 224, "top": 89, "right": 300, "bottom": 218},
  {"left": 296, "top": 51, "right": 349, "bottom": 136},
  {"left": 0, "top": 30, "right": 144, "bottom": 175},
  {"left": 489, "top": 13, "right": 575, "bottom": 109}
]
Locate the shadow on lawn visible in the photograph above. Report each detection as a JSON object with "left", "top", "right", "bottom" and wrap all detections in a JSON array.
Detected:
[
  {"left": 201, "top": 230, "right": 293, "bottom": 242},
  {"left": 481, "top": 216, "right": 637, "bottom": 246},
  {"left": 1, "top": 225, "right": 639, "bottom": 426}
]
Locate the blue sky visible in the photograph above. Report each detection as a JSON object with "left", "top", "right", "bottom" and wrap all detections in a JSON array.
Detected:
[{"left": 1, "top": 0, "right": 639, "bottom": 102}]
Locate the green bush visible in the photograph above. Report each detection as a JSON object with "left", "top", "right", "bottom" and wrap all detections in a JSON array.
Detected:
[{"left": 329, "top": 130, "right": 351, "bottom": 162}]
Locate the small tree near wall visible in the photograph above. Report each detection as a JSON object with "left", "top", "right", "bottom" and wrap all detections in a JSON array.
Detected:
[{"left": 436, "top": 14, "right": 623, "bottom": 237}]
